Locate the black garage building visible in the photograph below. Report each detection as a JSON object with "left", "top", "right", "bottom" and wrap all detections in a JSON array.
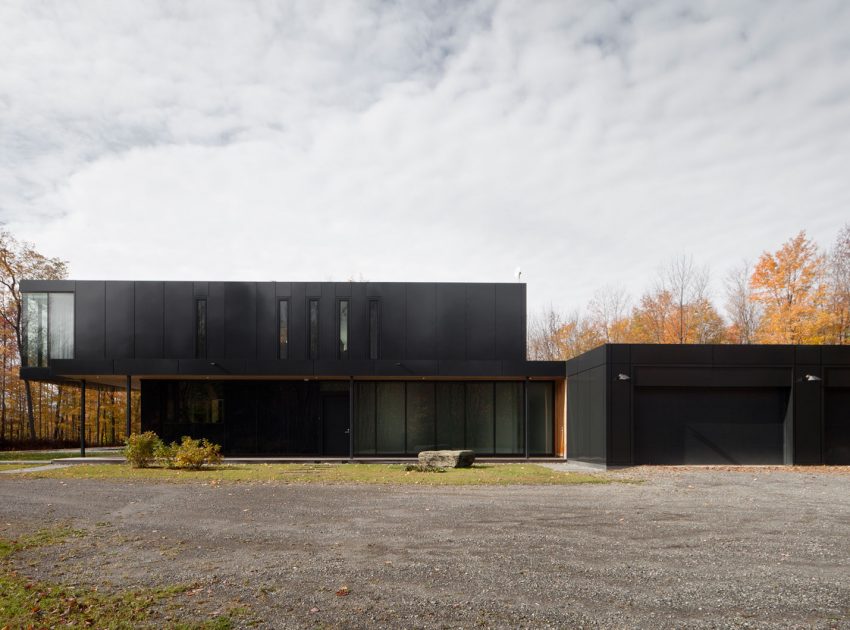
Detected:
[{"left": 566, "top": 344, "right": 850, "bottom": 466}]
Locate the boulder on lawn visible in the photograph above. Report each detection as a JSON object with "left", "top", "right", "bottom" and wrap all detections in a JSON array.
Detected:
[{"left": 418, "top": 450, "right": 475, "bottom": 469}]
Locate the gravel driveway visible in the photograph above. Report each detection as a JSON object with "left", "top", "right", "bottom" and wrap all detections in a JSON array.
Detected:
[{"left": 1, "top": 468, "right": 848, "bottom": 628}]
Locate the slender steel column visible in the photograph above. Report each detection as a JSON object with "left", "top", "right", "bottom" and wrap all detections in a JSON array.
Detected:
[
  {"left": 348, "top": 377, "right": 354, "bottom": 461},
  {"left": 524, "top": 378, "right": 529, "bottom": 459},
  {"left": 126, "top": 375, "right": 132, "bottom": 438},
  {"left": 80, "top": 380, "right": 86, "bottom": 457}
]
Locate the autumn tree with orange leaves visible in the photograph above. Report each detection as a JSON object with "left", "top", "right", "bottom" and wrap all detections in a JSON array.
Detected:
[{"left": 750, "top": 231, "right": 831, "bottom": 344}]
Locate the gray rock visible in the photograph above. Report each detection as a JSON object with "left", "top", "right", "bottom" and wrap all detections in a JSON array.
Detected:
[{"left": 418, "top": 450, "right": 475, "bottom": 469}]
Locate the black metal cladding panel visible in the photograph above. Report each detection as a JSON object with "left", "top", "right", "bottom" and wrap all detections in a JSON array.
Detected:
[
  {"left": 75, "top": 281, "right": 105, "bottom": 359},
  {"left": 193, "top": 282, "right": 208, "bottom": 297},
  {"left": 405, "top": 283, "right": 436, "bottom": 360},
  {"left": 373, "top": 360, "right": 437, "bottom": 376},
  {"left": 566, "top": 364, "right": 607, "bottom": 464},
  {"left": 319, "top": 283, "right": 336, "bottom": 359},
  {"left": 224, "top": 283, "right": 256, "bottom": 359},
  {"left": 609, "top": 344, "right": 630, "bottom": 364},
  {"left": 177, "top": 360, "right": 223, "bottom": 375},
  {"left": 255, "top": 282, "right": 276, "bottom": 360},
  {"left": 376, "top": 283, "right": 406, "bottom": 359},
  {"left": 565, "top": 345, "right": 607, "bottom": 376},
  {"left": 21, "top": 279, "right": 76, "bottom": 292},
  {"left": 289, "top": 283, "right": 306, "bottom": 361},
  {"left": 629, "top": 344, "right": 713, "bottom": 364},
  {"left": 334, "top": 282, "right": 352, "bottom": 297},
  {"left": 245, "top": 359, "right": 313, "bottom": 375},
  {"left": 501, "top": 360, "right": 565, "bottom": 377},
  {"left": 711, "top": 344, "right": 794, "bottom": 365},
  {"left": 824, "top": 388, "right": 850, "bottom": 464},
  {"left": 495, "top": 284, "right": 525, "bottom": 360},
  {"left": 436, "top": 284, "right": 466, "bottom": 360},
  {"left": 825, "top": 368, "right": 850, "bottom": 387},
  {"left": 104, "top": 281, "right": 134, "bottom": 359},
  {"left": 206, "top": 282, "right": 225, "bottom": 358},
  {"left": 163, "top": 282, "right": 194, "bottom": 358},
  {"left": 275, "top": 282, "right": 291, "bottom": 297},
  {"left": 794, "top": 365, "right": 823, "bottom": 464},
  {"left": 305, "top": 282, "right": 321, "bottom": 296},
  {"left": 314, "top": 359, "right": 372, "bottom": 376},
  {"left": 822, "top": 345, "right": 850, "bottom": 364},
  {"left": 466, "top": 284, "right": 495, "bottom": 360},
  {"left": 47, "top": 359, "right": 114, "bottom": 374},
  {"left": 134, "top": 282, "right": 164, "bottom": 358},
  {"left": 795, "top": 345, "right": 821, "bottom": 364},
  {"left": 437, "top": 360, "right": 502, "bottom": 377},
  {"left": 635, "top": 366, "right": 792, "bottom": 388},
  {"left": 609, "top": 363, "right": 632, "bottom": 465},
  {"left": 114, "top": 359, "right": 179, "bottom": 375}
]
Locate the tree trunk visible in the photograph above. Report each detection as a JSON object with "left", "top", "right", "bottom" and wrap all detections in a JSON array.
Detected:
[
  {"left": 53, "top": 385, "right": 63, "bottom": 440},
  {"left": 24, "top": 378, "right": 36, "bottom": 441}
]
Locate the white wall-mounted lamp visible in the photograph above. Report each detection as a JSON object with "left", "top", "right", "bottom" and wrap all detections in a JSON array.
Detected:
[
  {"left": 617, "top": 373, "right": 631, "bottom": 381},
  {"left": 804, "top": 374, "right": 822, "bottom": 382}
]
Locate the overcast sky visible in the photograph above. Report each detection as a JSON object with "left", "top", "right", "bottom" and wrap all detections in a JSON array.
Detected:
[{"left": 2, "top": 0, "right": 848, "bottom": 313}]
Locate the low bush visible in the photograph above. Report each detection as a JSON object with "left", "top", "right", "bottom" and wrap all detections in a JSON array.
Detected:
[
  {"left": 124, "top": 432, "right": 162, "bottom": 468},
  {"left": 172, "top": 436, "right": 223, "bottom": 470}
]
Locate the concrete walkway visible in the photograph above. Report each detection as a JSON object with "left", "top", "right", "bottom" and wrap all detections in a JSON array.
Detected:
[{"left": 0, "top": 463, "right": 70, "bottom": 474}]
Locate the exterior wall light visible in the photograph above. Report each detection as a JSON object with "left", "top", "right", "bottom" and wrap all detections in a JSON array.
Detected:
[
  {"left": 617, "top": 373, "right": 631, "bottom": 381},
  {"left": 804, "top": 374, "right": 822, "bottom": 382}
]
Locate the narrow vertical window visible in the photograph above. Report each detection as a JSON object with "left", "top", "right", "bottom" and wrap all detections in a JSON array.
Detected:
[
  {"left": 195, "top": 299, "right": 207, "bottom": 359},
  {"left": 278, "top": 299, "right": 289, "bottom": 359},
  {"left": 338, "top": 300, "right": 349, "bottom": 359},
  {"left": 308, "top": 299, "right": 319, "bottom": 359},
  {"left": 369, "top": 300, "right": 380, "bottom": 360}
]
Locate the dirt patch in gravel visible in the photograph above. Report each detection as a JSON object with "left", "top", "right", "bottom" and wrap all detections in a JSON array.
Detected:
[{"left": 1, "top": 467, "right": 849, "bottom": 628}]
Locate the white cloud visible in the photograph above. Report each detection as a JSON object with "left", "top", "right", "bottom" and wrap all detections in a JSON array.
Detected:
[{"left": 1, "top": 0, "right": 849, "bottom": 314}]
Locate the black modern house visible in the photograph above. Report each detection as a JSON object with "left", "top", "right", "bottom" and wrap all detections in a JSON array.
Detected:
[
  {"left": 18, "top": 279, "right": 850, "bottom": 465},
  {"left": 18, "top": 280, "right": 565, "bottom": 457},
  {"left": 566, "top": 344, "right": 850, "bottom": 466}
]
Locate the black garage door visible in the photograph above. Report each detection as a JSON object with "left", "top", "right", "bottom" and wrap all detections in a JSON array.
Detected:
[
  {"left": 634, "top": 387, "right": 790, "bottom": 465},
  {"left": 825, "top": 388, "right": 850, "bottom": 465}
]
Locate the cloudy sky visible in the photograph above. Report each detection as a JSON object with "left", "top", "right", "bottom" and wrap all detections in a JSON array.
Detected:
[{"left": 1, "top": 0, "right": 849, "bottom": 313}]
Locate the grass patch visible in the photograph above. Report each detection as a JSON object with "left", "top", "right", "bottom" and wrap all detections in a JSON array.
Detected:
[
  {"left": 0, "top": 449, "right": 122, "bottom": 461},
  {"left": 0, "top": 527, "right": 233, "bottom": 629},
  {"left": 12, "top": 462, "right": 616, "bottom": 485}
]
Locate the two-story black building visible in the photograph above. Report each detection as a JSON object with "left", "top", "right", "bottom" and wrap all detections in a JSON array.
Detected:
[{"left": 19, "top": 280, "right": 566, "bottom": 457}]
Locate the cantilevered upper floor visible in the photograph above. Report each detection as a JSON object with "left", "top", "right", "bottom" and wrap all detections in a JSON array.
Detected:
[{"left": 19, "top": 280, "right": 564, "bottom": 384}]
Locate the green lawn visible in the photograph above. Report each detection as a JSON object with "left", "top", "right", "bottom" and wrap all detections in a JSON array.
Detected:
[
  {"left": 0, "top": 527, "right": 234, "bottom": 629},
  {"left": 0, "top": 449, "right": 122, "bottom": 461},
  {"left": 10, "top": 462, "right": 616, "bottom": 485}
]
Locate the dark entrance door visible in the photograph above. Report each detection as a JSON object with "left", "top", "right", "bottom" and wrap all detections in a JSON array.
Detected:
[{"left": 322, "top": 394, "right": 349, "bottom": 456}]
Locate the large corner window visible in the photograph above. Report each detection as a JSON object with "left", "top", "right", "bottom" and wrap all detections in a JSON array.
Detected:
[
  {"left": 279, "top": 299, "right": 289, "bottom": 359},
  {"left": 195, "top": 299, "right": 207, "bottom": 359},
  {"left": 22, "top": 292, "right": 74, "bottom": 367},
  {"left": 369, "top": 300, "right": 380, "bottom": 360},
  {"left": 308, "top": 299, "right": 319, "bottom": 359},
  {"left": 338, "top": 299, "right": 349, "bottom": 359}
]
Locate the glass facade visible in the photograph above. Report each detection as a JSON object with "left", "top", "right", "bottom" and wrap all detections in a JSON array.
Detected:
[
  {"left": 23, "top": 292, "right": 74, "bottom": 367},
  {"left": 354, "top": 380, "right": 554, "bottom": 456}
]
